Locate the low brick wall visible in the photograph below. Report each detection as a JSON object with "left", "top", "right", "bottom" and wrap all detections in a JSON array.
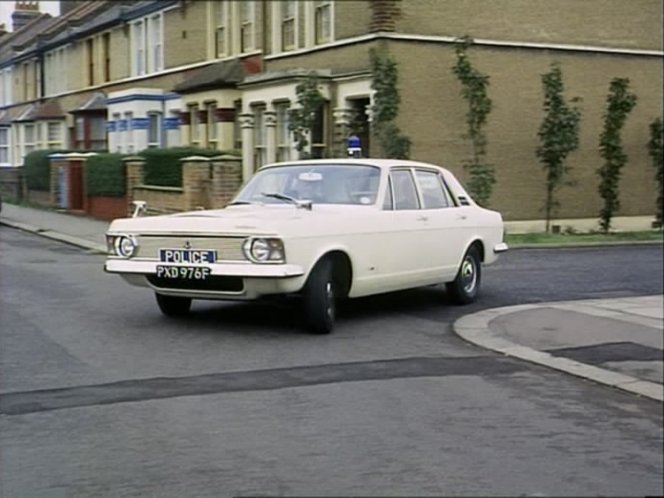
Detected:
[
  {"left": 124, "top": 155, "right": 242, "bottom": 215},
  {"left": 0, "top": 168, "right": 24, "bottom": 201},
  {"left": 132, "top": 186, "right": 185, "bottom": 214},
  {"left": 87, "top": 196, "right": 129, "bottom": 221},
  {"left": 26, "top": 189, "right": 52, "bottom": 207}
]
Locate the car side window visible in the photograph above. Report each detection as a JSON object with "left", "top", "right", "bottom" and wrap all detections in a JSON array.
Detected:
[
  {"left": 382, "top": 176, "right": 394, "bottom": 210},
  {"left": 391, "top": 170, "right": 420, "bottom": 210},
  {"left": 415, "top": 169, "right": 450, "bottom": 209}
]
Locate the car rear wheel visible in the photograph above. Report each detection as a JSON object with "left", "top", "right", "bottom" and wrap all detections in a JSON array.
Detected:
[
  {"left": 155, "top": 293, "right": 192, "bottom": 317},
  {"left": 446, "top": 246, "right": 481, "bottom": 305},
  {"left": 303, "top": 258, "right": 336, "bottom": 334}
]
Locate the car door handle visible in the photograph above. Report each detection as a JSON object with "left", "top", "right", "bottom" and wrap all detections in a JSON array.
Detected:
[
  {"left": 457, "top": 214, "right": 467, "bottom": 220},
  {"left": 417, "top": 215, "right": 428, "bottom": 222}
]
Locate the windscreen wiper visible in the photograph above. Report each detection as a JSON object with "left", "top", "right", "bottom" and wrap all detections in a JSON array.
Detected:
[{"left": 261, "top": 192, "right": 312, "bottom": 210}]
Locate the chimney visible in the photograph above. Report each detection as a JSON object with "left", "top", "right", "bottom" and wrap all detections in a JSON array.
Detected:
[{"left": 12, "top": 1, "right": 41, "bottom": 32}]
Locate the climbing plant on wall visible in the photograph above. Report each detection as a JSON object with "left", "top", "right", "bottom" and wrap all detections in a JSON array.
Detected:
[
  {"left": 597, "top": 78, "right": 637, "bottom": 233},
  {"left": 536, "top": 63, "right": 581, "bottom": 233},
  {"left": 648, "top": 117, "right": 663, "bottom": 227},
  {"left": 369, "top": 47, "right": 411, "bottom": 159},
  {"left": 452, "top": 37, "right": 494, "bottom": 207},
  {"left": 288, "top": 72, "right": 326, "bottom": 159}
]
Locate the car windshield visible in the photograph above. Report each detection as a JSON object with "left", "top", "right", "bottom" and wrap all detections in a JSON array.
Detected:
[{"left": 233, "top": 164, "right": 381, "bottom": 205}]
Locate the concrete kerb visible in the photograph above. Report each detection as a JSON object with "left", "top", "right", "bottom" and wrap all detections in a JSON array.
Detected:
[
  {"left": 453, "top": 303, "right": 664, "bottom": 402},
  {"left": 0, "top": 218, "right": 106, "bottom": 254}
]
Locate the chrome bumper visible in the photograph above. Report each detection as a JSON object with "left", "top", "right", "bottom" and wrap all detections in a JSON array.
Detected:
[{"left": 493, "top": 242, "right": 509, "bottom": 254}]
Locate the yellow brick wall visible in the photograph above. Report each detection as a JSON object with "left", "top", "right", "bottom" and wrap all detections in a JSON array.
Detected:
[
  {"left": 396, "top": 0, "right": 663, "bottom": 51},
  {"left": 164, "top": 1, "right": 209, "bottom": 69},
  {"left": 389, "top": 40, "right": 663, "bottom": 220}
]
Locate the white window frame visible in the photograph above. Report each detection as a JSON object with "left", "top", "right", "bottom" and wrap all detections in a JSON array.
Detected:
[
  {"left": 147, "top": 112, "right": 162, "bottom": 148},
  {"left": 215, "top": 1, "right": 229, "bottom": 57},
  {"left": 275, "top": 102, "right": 291, "bottom": 161},
  {"left": 112, "top": 112, "right": 122, "bottom": 152},
  {"left": 130, "top": 13, "right": 163, "bottom": 77},
  {"left": 124, "top": 111, "right": 134, "bottom": 153},
  {"left": 23, "top": 123, "right": 36, "bottom": 159},
  {"left": 314, "top": 0, "right": 333, "bottom": 45},
  {"left": 149, "top": 14, "right": 163, "bottom": 73},
  {"left": 131, "top": 20, "right": 145, "bottom": 76},
  {"left": 189, "top": 105, "right": 200, "bottom": 145},
  {"left": 1, "top": 68, "right": 12, "bottom": 106},
  {"left": 240, "top": 1, "right": 256, "bottom": 53},
  {"left": 206, "top": 102, "right": 218, "bottom": 147},
  {"left": 281, "top": 1, "right": 297, "bottom": 51},
  {"left": 46, "top": 121, "right": 63, "bottom": 150},
  {"left": 253, "top": 105, "right": 266, "bottom": 169},
  {"left": 0, "top": 127, "right": 10, "bottom": 165}
]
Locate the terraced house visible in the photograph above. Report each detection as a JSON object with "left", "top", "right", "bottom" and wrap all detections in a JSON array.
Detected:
[{"left": 0, "top": 0, "right": 662, "bottom": 229}]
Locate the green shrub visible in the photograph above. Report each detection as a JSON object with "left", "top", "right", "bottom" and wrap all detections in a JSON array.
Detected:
[
  {"left": 138, "top": 147, "right": 233, "bottom": 187},
  {"left": 86, "top": 153, "right": 126, "bottom": 197},
  {"left": 24, "top": 149, "right": 67, "bottom": 191}
]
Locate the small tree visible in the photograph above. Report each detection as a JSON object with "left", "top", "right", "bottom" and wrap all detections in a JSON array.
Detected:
[
  {"left": 369, "top": 48, "right": 411, "bottom": 159},
  {"left": 647, "top": 117, "right": 663, "bottom": 227},
  {"left": 597, "top": 78, "right": 637, "bottom": 233},
  {"left": 536, "top": 63, "right": 581, "bottom": 233},
  {"left": 288, "top": 72, "right": 326, "bottom": 159},
  {"left": 452, "top": 37, "right": 494, "bottom": 206}
]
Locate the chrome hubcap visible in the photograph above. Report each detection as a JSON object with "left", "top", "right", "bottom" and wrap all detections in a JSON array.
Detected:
[
  {"left": 461, "top": 257, "right": 477, "bottom": 294},
  {"left": 325, "top": 281, "right": 335, "bottom": 320}
]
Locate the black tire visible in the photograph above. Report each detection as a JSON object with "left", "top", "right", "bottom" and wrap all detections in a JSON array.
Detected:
[
  {"left": 155, "top": 293, "right": 192, "bottom": 317},
  {"left": 302, "top": 258, "right": 336, "bottom": 334},
  {"left": 446, "top": 246, "right": 481, "bottom": 305}
]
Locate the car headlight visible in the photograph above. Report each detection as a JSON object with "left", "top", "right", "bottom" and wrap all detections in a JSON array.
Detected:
[
  {"left": 107, "top": 234, "right": 139, "bottom": 258},
  {"left": 242, "top": 237, "right": 285, "bottom": 263}
]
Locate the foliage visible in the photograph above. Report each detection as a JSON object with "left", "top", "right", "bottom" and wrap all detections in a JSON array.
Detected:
[
  {"left": 85, "top": 153, "right": 126, "bottom": 197},
  {"left": 647, "top": 117, "right": 663, "bottom": 227},
  {"left": 536, "top": 63, "right": 581, "bottom": 233},
  {"left": 597, "top": 78, "right": 637, "bottom": 232},
  {"left": 23, "top": 149, "right": 91, "bottom": 191},
  {"left": 506, "top": 229, "right": 663, "bottom": 246},
  {"left": 138, "top": 147, "right": 228, "bottom": 187},
  {"left": 288, "top": 72, "right": 326, "bottom": 159},
  {"left": 369, "top": 48, "right": 411, "bottom": 159},
  {"left": 23, "top": 149, "right": 68, "bottom": 191},
  {"left": 452, "top": 37, "right": 494, "bottom": 206}
]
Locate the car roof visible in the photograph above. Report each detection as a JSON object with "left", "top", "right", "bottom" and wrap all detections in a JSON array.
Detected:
[{"left": 259, "top": 158, "right": 448, "bottom": 172}]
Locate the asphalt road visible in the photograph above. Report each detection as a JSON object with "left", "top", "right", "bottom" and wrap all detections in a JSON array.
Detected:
[{"left": 0, "top": 226, "right": 662, "bottom": 497}]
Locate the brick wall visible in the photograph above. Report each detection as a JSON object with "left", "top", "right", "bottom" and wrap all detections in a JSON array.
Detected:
[{"left": 124, "top": 155, "right": 243, "bottom": 214}]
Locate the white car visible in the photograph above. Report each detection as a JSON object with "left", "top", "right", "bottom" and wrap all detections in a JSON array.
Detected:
[{"left": 105, "top": 159, "right": 507, "bottom": 334}]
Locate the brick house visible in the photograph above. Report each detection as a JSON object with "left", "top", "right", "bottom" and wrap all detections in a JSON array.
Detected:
[{"left": 0, "top": 0, "right": 662, "bottom": 228}]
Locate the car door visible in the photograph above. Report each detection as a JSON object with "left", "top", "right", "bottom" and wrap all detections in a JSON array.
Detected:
[
  {"left": 355, "top": 168, "right": 432, "bottom": 295},
  {"left": 412, "top": 168, "right": 469, "bottom": 281}
]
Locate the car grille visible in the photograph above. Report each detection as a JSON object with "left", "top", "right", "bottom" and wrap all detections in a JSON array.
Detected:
[
  {"left": 146, "top": 275, "right": 245, "bottom": 293},
  {"left": 136, "top": 235, "right": 246, "bottom": 262}
]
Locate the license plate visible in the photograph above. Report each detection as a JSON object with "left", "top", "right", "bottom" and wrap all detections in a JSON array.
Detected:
[
  {"left": 156, "top": 266, "right": 211, "bottom": 280},
  {"left": 159, "top": 249, "right": 216, "bottom": 264}
]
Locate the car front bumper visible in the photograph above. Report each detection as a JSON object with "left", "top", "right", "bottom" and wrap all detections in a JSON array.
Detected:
[{"left": 105, "top": 259, "right": 306, "bottom": 300}]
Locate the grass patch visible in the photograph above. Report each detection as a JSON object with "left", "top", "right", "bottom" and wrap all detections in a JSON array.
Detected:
[{"left": 506, "top": 230, "right": 663, "bottom": 246}]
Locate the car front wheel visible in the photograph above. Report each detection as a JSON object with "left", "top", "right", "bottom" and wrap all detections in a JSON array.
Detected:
[
  {"left": 155, "top": 293, "right": 192, "bottom": 317},
  {"left": 446, "top": 246, "right": 481, "bottom": 304},
  {"left": 303, "top": 258, "right": 336, "bottom": 334}
]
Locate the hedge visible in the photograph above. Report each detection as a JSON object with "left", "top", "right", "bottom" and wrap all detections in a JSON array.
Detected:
[
  {"left": 139, "top": 147, "right": 237, "bottom": 187},
  {"left": 24, "top": 149, "right": 68, "bottom": 191},
  {"left": 86, "top": 153, "right": 126, "bottom": 197},
  {"left": 23, "top": 149, "right": 96, "bottom": 191}
]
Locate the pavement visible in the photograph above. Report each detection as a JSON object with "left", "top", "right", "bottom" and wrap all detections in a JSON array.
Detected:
[{"left": 1, "top": 202, "right": 662, "bottom": 402}]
